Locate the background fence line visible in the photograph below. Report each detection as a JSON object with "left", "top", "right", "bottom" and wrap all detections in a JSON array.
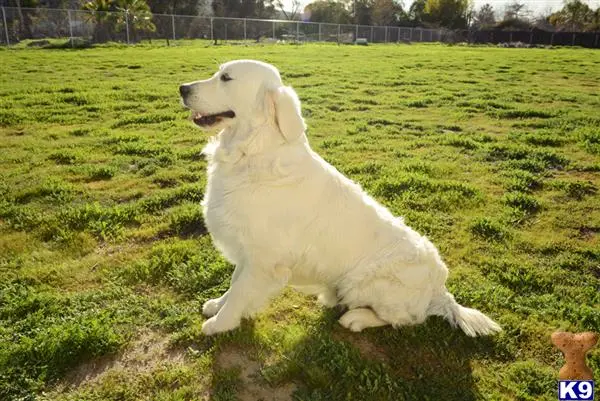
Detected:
[{"left": 1, "top": 7, "right": 598, "bottom": 48}]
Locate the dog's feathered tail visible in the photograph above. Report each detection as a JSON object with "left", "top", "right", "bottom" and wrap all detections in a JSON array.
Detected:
[{"left": 427, "top": 291, "right": 501, "bottom": 337}]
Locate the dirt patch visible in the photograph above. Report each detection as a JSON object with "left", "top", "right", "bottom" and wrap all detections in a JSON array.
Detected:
[
  {"left": 64, "top": 329, "right": 186, "bottom": 387},
  {"left": 333, "top": 330, "right": 389, "bottom": 364},
  {"left": 215, "top": 347, "right": 296, "bottom": 401},
  {"left": 578, "top": 225, "right": 599, "bottom": 240}
]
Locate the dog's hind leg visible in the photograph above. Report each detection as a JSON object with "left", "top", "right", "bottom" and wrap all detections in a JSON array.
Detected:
[
  {"left": 339, "top": 308, "right": 389, "bottom": 332},
  {"left": 292, "top": 285, "right": 338, "bottom": 307}
]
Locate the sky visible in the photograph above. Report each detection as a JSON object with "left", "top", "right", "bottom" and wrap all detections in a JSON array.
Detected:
[{"left": 283, "top": 0, "right": 600, "bottom": 16}]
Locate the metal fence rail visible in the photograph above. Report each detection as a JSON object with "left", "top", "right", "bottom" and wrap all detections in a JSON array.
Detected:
[
  {"left": 1, "top": 7, "right": 598, "bottom": 48},
  {"left": 0, "top": 7, "right": 442, "bottom": 46}
]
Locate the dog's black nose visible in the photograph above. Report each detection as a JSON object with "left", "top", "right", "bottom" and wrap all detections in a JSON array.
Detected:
[{"left": 179, "top": 84, "right": 191, "bottom": 97}]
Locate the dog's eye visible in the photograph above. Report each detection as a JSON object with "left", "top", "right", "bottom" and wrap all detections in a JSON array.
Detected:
[{"left": 220, "top": 73, "right": 233, "bottom": 82}]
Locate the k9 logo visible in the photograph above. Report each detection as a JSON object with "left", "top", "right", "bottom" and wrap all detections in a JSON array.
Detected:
[{"left": 558, "top": 381, "right": 594, "bottom": 401}]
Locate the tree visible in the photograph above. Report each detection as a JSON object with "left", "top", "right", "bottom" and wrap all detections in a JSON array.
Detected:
[
  {"left": 424, "top": 0, "right": 471, "bottom": 29},
  {"left": 82, "top": 0, "right": 155, "bottom": 42},
  {"left": 503, "top": 1, "right": 529, "bottom": 21},
  {"left": 115, "top": 0, "right": 156, "bottom": 40},
  {"left": 211, "top": 0, "right": 275, "bottom": 18},
  {"left": 304, "top": 0, "right": 352, "bottom": 23},
  {"left": 589, "top": 7, "right": 600, "bottom": 31},
  {"left": 533, "top": 6, "right": 553, "bottom": 30},
  {"left": 408, "top": 0, "right": 426, "bottom": 26},
  {"left": 472, "top": 3, "right": 495, "bottom": 28},
  {"left": 146, "top": 0, "right": 208, "bottom": 15},
  {"left": 82, "top": 0, "right": 114, "bottom": 42},
  {"left": 371, "top": 0, "right": 403, "bottom": 26},
  {"left": 353, "top": 0, "right": 373, "bottom": 25},
  {"left": 549, "top": 0, "right": 594, "bottom": 31},
  {"left": 275, "top": 0, "right": 302, "bottom": 20},
  {"left": 11, "top": 0, "right": 39, "bottom": 39}
]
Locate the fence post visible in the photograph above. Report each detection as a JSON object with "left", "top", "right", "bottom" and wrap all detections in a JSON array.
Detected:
[
  {"left": 67, "top": 10, "right": 74, "bottom": 47},
  {"left": 438, "top": 29, "right": 441, "bottom": 42},
  {"left": 244, "top": 18, "right": 246, "bottom": 41},
  {"left": 272, "top": 20, "right": 275, "bottom": 40},
  {"left": 125, "top": 10, "right": 130, "bottom": 44},
  {"left": 210, "top": 17, "right": 214, "bottom": 41},
  {"left": 572, "top": 32, "right": 575, "bottom": 46},
  {"left": 355, "top": 24, "right": 358, "bottom": 40},
  {"left": 171, "top": 14, "right": 176, "bottom": 41},
  {"left": 370, "top": 26, "right": 373, "bottom": 42},
  {"left": 224, "top": 22, "right": 227, "bottom": 40},
  {"left": 385, "top": 26, "right": 388, "bottom": 43},
  {"left": 337, "top": 24, "right": 340, "bottom": 42},
  {"left": 318, "top": 23, "right": 322, "bottom": 41},
  {"left": 296, "top": 20, "right": 299, "bottom": 42},
  {"left": 2, "top": 7, "right": 9, "bottom": 46},
  {"left": 420, "top": 29, "right": 422, "bottom": 42}
]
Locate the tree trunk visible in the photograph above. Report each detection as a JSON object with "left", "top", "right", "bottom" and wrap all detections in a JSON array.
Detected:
[{"left": 15, "top": 0, "right": 25, "bottom": 39}]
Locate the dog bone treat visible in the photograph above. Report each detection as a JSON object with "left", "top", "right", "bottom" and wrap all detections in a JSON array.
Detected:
[{"left": 551, "top": 331, "right": 598, "bottom": 380}]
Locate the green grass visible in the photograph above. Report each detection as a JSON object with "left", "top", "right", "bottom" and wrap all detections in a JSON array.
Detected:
[{"left": 1, "top": 41, "right": 599, "bottom": 401}]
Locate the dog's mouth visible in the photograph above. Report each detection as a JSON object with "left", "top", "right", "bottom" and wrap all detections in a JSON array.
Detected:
[{"left": 191, "top": 110, "right": 236, "bottom": 127}]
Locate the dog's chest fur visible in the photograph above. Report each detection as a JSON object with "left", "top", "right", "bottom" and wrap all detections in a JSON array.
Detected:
[{"left": 201, "top": 140, "right": 312, "bottom": 263}]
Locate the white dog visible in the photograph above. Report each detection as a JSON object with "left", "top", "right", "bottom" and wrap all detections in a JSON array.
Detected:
[{"left": 179, "top": 60, "right": 501, "bottom": 337}]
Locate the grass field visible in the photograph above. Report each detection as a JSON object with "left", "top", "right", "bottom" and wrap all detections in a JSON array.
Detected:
[{"left": 0, "top": 42, "right": 599, "bottom": 401}]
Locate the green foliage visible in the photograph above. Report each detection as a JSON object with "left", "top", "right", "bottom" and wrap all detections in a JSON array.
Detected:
[
  {"left": 212, "top": 0, "right": 276, "bottom": 18},
  {"left": 551, "top": 180, "right": 597, "bottom": 200},
  {"left": 124, "top": 238, "right": 232, "bottom": 296},
  {"left": 503, "top": 192, "right": 541, "bottom": 214},
  {"left": 424, "top": 0, "right": 471, "bottom": 29},
  {"left": 304, "top": 0, "right": 353, "bottom": 24},
  {"left": 470, "top": 217, "right": 509, "bottom": 242},
  {"left": 169, "top": 202, "right": 207, "bottom": 237},
  {"left": 15, "top": 177, "right": 77, "bottom": 204},
  {"left": 85, "top": 165, "right": 118, "bottom": 181},
  {"left": 82, "top": 0, "right": 156, "bottom": 42},
  {"left": 578, "top": 127, "right": 600, "bottom": 155},
  {"left": 549, "top": 0, "right": 600, "bottom": 32},
  {"left": 505, "top": 170, "right": 543, "bottom": 192},
  {"left": 0, "top": 284, "right": 135, "bottom": 399},
  {"left": 48, "top": 150, "right": 82, "bottom": 165},
  {"left": 502, "top": 360, "right": 556, "bottom": 400}
]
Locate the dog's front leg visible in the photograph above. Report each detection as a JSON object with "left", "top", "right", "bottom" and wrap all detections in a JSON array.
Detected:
[
  {"left": 202, "top": 263, "right": 244, "bottom": 317},
  {"left": 201, "top": 264, "right": 290, "bottom": 335}
]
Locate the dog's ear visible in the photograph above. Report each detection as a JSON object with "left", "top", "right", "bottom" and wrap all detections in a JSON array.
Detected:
[{"left": 271, "top": 86, "right": 306, "bottom": 142}]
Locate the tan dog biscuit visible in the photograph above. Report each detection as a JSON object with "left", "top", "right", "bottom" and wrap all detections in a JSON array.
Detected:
[{"left": 551, "top": 331, "right": 598, "bottom": 380}]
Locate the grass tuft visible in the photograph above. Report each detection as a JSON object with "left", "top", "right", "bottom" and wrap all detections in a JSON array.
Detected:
[{"left": 470, "top": 217, "right": 510, "bottom": 242}]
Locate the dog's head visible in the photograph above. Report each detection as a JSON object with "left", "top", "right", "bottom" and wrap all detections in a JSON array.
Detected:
[{"left": 179, "top": 60, "right": 306, "bottom": 143}]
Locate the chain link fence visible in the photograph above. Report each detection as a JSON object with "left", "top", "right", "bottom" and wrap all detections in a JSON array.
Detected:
[
  {"left": 1, "top": 7, "right": 598, "bottom": 48},
  {"left": 0, "top": 7, "right": 444, "bottom": 46}
]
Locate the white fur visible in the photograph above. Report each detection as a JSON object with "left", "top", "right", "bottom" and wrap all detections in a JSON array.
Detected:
[{"left": 180, "top": 60, "right": 501, "bottom": 337}]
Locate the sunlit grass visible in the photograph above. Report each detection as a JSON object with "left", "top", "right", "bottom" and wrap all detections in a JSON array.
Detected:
[{"left": 0, "top": 42, "right": 599, "bottom": 401}]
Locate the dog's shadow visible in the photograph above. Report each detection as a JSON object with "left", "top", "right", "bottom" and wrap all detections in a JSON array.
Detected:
[{"left": 209, "top": 307, "right": 508, "bottom": 400}]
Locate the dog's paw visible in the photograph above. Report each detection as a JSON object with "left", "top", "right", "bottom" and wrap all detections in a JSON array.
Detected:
[
  {"left": 202, "top": 298, "right": 223, "bottom": 318},
  {"left": 201, "top": 316, "right": 239, "bottom": 336},
  {"left": 339, "top": 308, "right": 387, "bottom": 332},
  {"left": 339, "top": 310, "right": 367, "bottom": 332},
  {"left": 317, "top": 291, "right": 338, "bottom": 308}
]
